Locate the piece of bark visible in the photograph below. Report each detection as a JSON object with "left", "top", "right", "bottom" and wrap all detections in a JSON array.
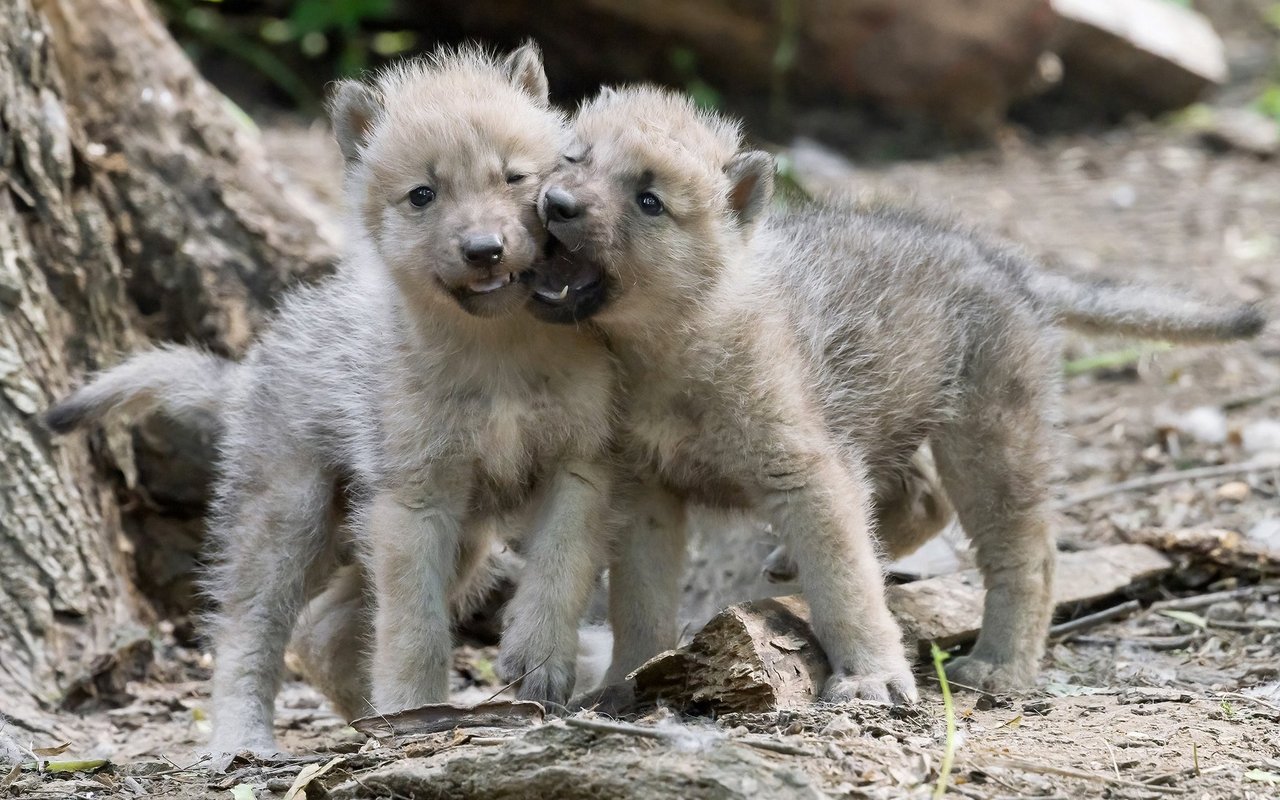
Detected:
[
  {"left": 1129, "top": 528, "right": 1280, "bottom": 576},
  {"left": 633, "top": 544, "right": 1171, "bottom": 712},
  {"left": 1049, "top": 0, "right": 1227, "bottom": 111}
]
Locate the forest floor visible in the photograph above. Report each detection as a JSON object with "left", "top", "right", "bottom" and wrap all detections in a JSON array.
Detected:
[{"left": 9, "top": 55, "right": 1280, "bottom": 800}]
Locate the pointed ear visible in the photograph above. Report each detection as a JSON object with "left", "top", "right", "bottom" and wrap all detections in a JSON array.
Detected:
[
  {"left": 725, "top": 150, "right": 775, "bottom": 225},
  {"left": 327, "top": 80, "right": 380, "bottom": 163},
  {"left": 503, "top": 41, "right": 550, "bottom": 106}
]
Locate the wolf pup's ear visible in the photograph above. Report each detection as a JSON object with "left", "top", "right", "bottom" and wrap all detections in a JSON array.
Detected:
[
  {"left": 725, "top": 150, "right": 775, "bottom": 226},
  {"left": 327, "top": 80, "right": 380, "bottom": 163},
  {"left": 503, "top": 41, "right": 550, "bottom": 106}
]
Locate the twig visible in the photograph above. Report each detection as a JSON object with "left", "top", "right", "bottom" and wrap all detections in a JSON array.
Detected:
[
  {"left": 1222, "top": 382, "right": 1280, "bottom": 411},
  {"left": 1209, "top": 691, "right": 1280, "bottom": 714},
  {"left": 480, "top": 652, "right": 553, "bottom": 704},
  {"left": 1206, "top": 618, "right": 1280, "bottom": 632},
  {"left": 564, "top": 716, "right": 685, "bottom": 741},
  {"left": 735, "top": 736, "right": 814, "bottom": 757},
  {"left": 1050, "top": 600, "right": 1141, "bottom": 639},
  {"left": 1058, "top": 457, "right": 1280, "bottom": 508},
  {"left": 562, "top": 717, "right": 813, "bottom": 757},
  {"left": 1149, "top": 584, "right": 1279, "bottom": 612},
  {"left": 985, "top": 757, "right": 1187, "bottom": 795},
  {"left": 1103, "top": 737, "right": 1121, "bottom": 779}
]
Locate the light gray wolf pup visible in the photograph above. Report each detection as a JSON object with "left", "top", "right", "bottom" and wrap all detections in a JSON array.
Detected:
[
  {"left": 47, "top": 44, "right": 618, "bottom": 754},
  {"left": 525, "top": 85, "right": 1265, "bottom": 700}
]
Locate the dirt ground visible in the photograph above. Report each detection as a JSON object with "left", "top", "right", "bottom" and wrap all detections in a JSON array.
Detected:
[{"left": 10, "top": 29, "right": 1280, "bottom": 800}]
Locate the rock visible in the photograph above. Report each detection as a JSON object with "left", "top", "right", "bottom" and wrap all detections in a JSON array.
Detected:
[
  {"left": 1173, "top": 405, "right": 1229, "bottom": 445},
  {"left": 1247, "top": 518, "right": 1280, "bottom": 551},
  {"left": 1201, "top": 108, "right": 1280, "bottom": 157},
  {"left": 1242, "top": 419, "right": 1280, "bottom": 455},
  {"left": 1216, "top": 481, "right": 1251, "bottom": 502},
  {"left": 1050, "top": 0, "right": 1227, "bottom": 111}
]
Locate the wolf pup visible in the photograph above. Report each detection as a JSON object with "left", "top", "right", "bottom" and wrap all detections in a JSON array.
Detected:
[
  {"left": 48, "top": 45, "right": 617, "bottom": 754},
  {"left": 527, "top": 86, "right": 1265, "bottom": 700}
]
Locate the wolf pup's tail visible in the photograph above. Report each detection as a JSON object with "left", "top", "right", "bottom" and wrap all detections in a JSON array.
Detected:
[
  {"left": 1020, "top": 270, "right": 1266, "bottom": 343},
  {"left": 46, "top": 345, "right": 239, "bottom": 434}
]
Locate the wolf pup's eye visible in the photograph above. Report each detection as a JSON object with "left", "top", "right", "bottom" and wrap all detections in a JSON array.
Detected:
[
  {"left": 408, "top": 186, "right": 436, "bottom": 207},
  {"left": 506, "top": 173, "right": 527, "bottom": 185},
  {"left": 637, "top": 191, "right": 664, "bottom": 217}
]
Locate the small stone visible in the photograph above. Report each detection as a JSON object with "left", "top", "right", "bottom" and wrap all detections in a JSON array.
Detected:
[
  {"left": 819, "top": 716, "right": 862, "bottom": 738},
  {"left": 1242, "top": 419, "right": 1280, "bottom": 455},
  {"left": 1216, "top": 481, "right": 1250, "bottom": 502},
  {"left": 1174, "top": 405, "right": 1228, "bottom": 444},
  {"left": 1022, "top": 699, "right": 1053, "bottom": 715},
  {"left": 1204, "top": 600, "right": 1246, "bottom": 622},
  {"left": 1247, "top": 518, "right": 1280, "bottom": 550},
  {"left": 1201, "top": 108, "right": 1280, "bottom": 157}
]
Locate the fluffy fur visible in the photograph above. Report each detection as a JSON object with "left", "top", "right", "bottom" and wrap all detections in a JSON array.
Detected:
[
  {"left": 48, "top": 44, "right": 618, "bottom": 755},
  {"left": 531, "top": 85, "right": 1267, "bottom": 699}
]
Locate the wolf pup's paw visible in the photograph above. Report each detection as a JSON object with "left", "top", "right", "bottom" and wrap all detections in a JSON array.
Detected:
[
  {"left": 945, "top": 654, "right": 1034, "bottom": 693},
  {"left": 823, "top": 667, "right": 918, "bottom": 705},
  {"left": 497, "top": 637, "right": 577, "bottom": 708}
]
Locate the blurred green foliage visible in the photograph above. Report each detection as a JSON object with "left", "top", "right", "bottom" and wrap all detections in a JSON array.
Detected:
[
  {"left": 1259, "top": 3, "right": 1280, "bottom": 120},
  {"left": 157, "top": 0, "right": 417, "bottom": 109}
]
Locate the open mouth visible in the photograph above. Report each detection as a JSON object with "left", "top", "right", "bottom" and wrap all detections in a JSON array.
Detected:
[{"left": 465, "top": 272, "right": 521, "bottom": 295}]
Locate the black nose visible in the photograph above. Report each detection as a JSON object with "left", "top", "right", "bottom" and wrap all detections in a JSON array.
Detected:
[
  {"left": 462, "top": 234, "right": 504, "bottom": 265},
  {"left": 544, "top": 187, "right": 581, "bottom": 223}
]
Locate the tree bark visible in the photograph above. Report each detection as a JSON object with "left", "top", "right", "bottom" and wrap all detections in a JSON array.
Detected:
[{"left": 0, "top": 0, "right": 336, "bottom": 738}]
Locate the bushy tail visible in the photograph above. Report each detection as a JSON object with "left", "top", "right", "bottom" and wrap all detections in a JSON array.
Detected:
[
  {"left": 46, "top": 345, "right": 239, "bottom": 434},
  {"left": 973, "top": 239, "right": 1267, "bottom": 343},
  {"left": 1021, "top": 270, "right": 1266, "bottom": 343}
]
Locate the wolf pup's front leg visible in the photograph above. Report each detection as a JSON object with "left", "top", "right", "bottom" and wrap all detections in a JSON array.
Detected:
[
  {"left": 367, "top": 490, "right": 467, "bottom": 712},
  {"left": 498, "top": 460, "right": 613, "bottom": 706}
]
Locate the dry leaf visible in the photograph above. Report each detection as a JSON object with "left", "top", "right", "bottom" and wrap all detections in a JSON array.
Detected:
[
  {"left": 31, "top": 742, "right": 71, "bottom": 757},
  {"left": 1159, "top": 609, "right": 1208, "bottom": 629},
  {"left": 282, "top": 756, "right": 342, "bottom": 800},
  {"left": 44, "top": 759, "right": 109, "bottom": 773}
]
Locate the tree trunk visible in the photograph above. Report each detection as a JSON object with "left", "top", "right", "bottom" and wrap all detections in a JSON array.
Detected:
[{"left": 0, "top": 0, "right": 336, "bottom": 739}]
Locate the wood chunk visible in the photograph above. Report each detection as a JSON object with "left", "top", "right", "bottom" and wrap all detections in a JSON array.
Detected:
[
  {"left": 633, "top": 544, "right": 1171, "bottom": 712},
  {"left": 1050, "top": 0, "right": 1227, "bottom": 110},
  {"left": 632, "top": 596, "right": 828, "bottom": 714},
  {"left": 1130, "top": 528, "right": 1280, "bottom": 575}
]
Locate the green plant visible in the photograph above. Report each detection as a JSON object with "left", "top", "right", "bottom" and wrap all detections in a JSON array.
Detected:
[{"left": 932, "top": 643, "right": 956, "bottom": 799}]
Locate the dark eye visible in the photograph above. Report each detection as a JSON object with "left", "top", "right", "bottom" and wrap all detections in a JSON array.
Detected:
[
  {"left": 564, "top": 152, "right": 582, "bottom": 164},
  {"left": 408, "top": 186, "right": 435, "bottom": 207},
  {"left": 637, "top": 191, "right": 663, "bottom": 217},
  {"left": 506, "top": 173, "right": 527, "bottom": 185}
]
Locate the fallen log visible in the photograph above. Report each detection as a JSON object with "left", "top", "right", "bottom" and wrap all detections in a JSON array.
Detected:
[{"left": 632, "top": 543, "right": 1172, "bottom": 712}]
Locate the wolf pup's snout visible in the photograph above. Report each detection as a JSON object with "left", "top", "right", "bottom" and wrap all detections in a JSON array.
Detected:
[
  {"left": 543, "top": 187, "right": 581, "bottom": 223},
  {"left": 461, "top": 233, "right": 505, "bottom": 265}
]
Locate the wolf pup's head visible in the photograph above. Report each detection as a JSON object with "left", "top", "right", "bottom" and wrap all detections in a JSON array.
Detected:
[
  {"left": 527, "top": 86, "right": 774, "bottom": 329},
  {"left": 330, "top": 43, "right": 566, "bottom": 319}
]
